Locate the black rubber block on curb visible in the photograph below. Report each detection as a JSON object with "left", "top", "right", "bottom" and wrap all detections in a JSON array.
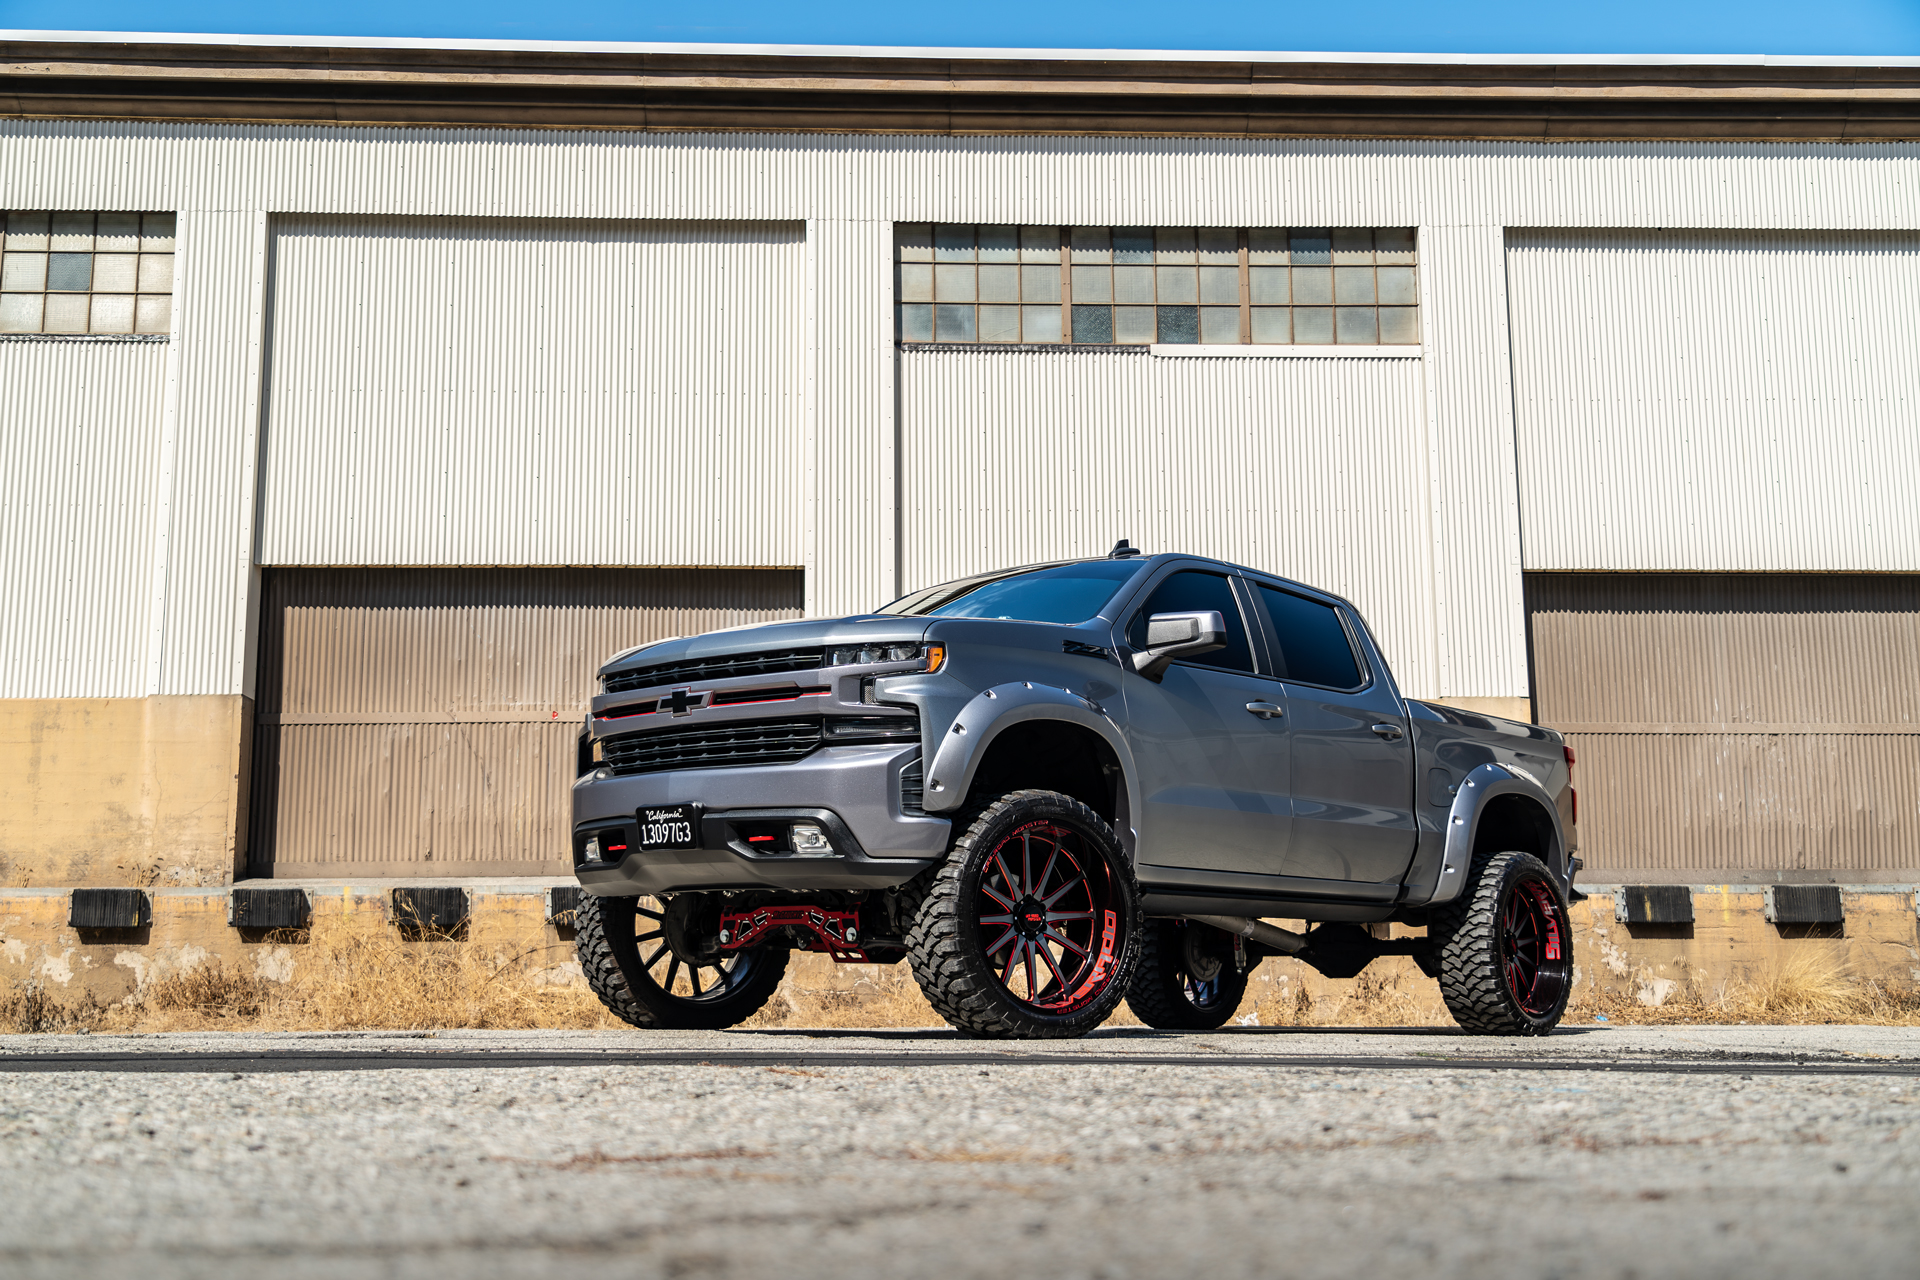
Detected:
[
  {"left": 230, "top": 886, "right": 312, "bottom": 929},
  {"left": 68, "top": 888, "right": 151, "bottom": 929},
  {"left": 1615, "top": 885, "right": 1693, "bottom": 924},
  {"left": 1767, "top": 885, "right": 1845, "bottom": 924},
  {"left": 392, "top": 887, "right": 469, "bottom": 938}
]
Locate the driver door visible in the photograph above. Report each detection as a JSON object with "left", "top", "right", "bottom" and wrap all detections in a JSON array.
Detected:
[{"left": 1117, "top": 568, "right": 1293, "bottom": 877}]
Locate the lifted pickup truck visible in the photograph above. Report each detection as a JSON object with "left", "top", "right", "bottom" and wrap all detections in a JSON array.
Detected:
[{"left": 571, "top": 546, "right": 1579, "bottom": 1039}]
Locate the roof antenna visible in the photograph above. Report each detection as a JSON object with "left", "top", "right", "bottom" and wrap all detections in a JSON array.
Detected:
[{"left": 1109, "top": 538, "right": 1142, "bottom": 559}]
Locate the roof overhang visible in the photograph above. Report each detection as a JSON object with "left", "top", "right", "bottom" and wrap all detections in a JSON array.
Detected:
[{"left": 5, "top": 30, "right": 1920, "bottom": 141}]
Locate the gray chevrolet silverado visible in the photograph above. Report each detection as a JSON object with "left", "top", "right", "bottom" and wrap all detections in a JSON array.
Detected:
[{"left": 570, "top": 545, "right": 1580, "bottom": 1039}]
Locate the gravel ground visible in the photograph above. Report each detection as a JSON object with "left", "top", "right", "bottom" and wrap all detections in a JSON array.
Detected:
[{"left": 2, "top": 1024, "right": 1917, "bottom": 1280}]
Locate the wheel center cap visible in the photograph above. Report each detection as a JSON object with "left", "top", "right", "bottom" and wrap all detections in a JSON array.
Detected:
[{"left": 1013, "top": 896, "right": 1047, "bottom": 939}]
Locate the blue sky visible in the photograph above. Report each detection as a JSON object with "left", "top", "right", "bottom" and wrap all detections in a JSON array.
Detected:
[{"left": 2, "top": 0, "right": 1917, "bottom": 56}]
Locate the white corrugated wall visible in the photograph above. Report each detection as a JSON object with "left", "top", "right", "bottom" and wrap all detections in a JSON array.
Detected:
[
  {"left": 255, "top": 215, "right": 806, "bottom": 570},
  {"left": 0, "top": 340, "right": 169, "bottom": 698},
  {"left": 897, "top": 347, "right": 1441, "bottom": 696},
  {"left": 1507, "top": 229, "right": 1920, "bottom": 571}
]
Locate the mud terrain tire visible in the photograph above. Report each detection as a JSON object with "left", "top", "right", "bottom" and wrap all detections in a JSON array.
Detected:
[
  {"left": 906, "top": 790, "right": 1140, "bottom": 1039},
  {"left": 575, "top": 892, "right": 788, "bottom": 1030},
  {"left": 1432, "top": 850, "right": 1571, "bottom": 1036},
  {"left": 1124, "top": 918, "right": 1249, "bottom": 1030}
]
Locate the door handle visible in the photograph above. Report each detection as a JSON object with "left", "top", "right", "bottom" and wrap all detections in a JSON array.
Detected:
[
  {"left": 1245, "top": 702, "right": 1284, "bottom": 720},
  {"left": 1370, "top": 722, "right": 1405, "bottom": 740}
]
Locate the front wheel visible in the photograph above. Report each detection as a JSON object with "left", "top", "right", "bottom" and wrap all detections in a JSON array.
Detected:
[
  {"left": 1432, "top": 850, "right": 1572, "bottom": 1036},
  {"left": 575, "top": 892, "right": 788, "bottom": 1030},
  {"left": 905, "top": 790, "right": 1140, "bottom": 1039},
  {"left": 1124, "top": 919, "right": 1249, "bottom": 1030}
]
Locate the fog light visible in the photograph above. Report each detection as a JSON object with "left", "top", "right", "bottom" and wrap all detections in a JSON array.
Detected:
[{"left": 790, "top": 823, "right": 835, "bottom": 857}]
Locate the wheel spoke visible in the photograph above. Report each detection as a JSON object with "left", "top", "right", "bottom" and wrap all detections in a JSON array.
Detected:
[
  {"left": 1042, "top": 877, "right": 1085, "bottom": 908},
  {"left": 992, "top": 850, "right": 1022, "bottom": 902},
  {"left": 1041, "top": 928, "right": 1089, "bottom": 958},
  {"left": 636, "top": 930, "right": 665, "bottom": 943},
  {"left": 978, "top": 913, "right": 1015, "bottom": 926},
  {"left": 688, "top": 966, "right": 705, "bottom": 997},
  {"left": 1000, "top": 938, "right": 1025, "bottom": 988},
  {"left": 978, "top": 880, "right": 1016, "bottom": 910},
  {"left": 642, "top": 944, "right": 668, "bottom": 969},
  {"left": 1046, "top": 909, "right": 1095, "bottom": 922},
  {"left": 984, "top": 926, "right": 1017, "bottom": 956},
  {"left": 664, "top": 957, "right": 682, "bottom": 994},
  {"left": 1036, "top": 841, "right": 1063, "bottom": 903},
  {"left": 1036, "top": 943, "right": 1070, "bottom": 999},
  {"left": 1023, "top": 947, "right": 1040, "bottom": 1001},
  {"left": 1020, "top": 832, "right": 1035, "bottom": 898}
]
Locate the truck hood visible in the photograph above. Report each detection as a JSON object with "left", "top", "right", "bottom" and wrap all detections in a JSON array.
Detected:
[{"left": 599, "top": 614, "right": 932, "bottom": 676}]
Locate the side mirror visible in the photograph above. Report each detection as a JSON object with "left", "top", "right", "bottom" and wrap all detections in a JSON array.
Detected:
[{"left": 1130, "top": 610, "right": 1227, "bottom": 680}]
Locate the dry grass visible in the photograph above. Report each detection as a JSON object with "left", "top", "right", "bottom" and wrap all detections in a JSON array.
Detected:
[{"left": 7, "top": 931, "right": 1919, "bottom": 1034}]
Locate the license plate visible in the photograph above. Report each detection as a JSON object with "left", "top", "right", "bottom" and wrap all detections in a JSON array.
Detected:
[{"left": 636, "top": 804, "right": 701, "bottom": 850}]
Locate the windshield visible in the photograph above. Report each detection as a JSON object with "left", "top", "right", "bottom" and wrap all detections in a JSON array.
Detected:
[{"left": 880, "top": 560, "right": 1146, "bottom": 625}]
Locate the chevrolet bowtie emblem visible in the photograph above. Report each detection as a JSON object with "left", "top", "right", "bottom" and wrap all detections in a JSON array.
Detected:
[{"left": 665, "top": 688, "right": 707, "bottom": 716}]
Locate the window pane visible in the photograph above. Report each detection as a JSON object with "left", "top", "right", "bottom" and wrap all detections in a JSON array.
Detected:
[
  {"left": 93, "top": 253, "right": 138, "bottom": 292},
  {"left": 1199, "top": 306, "right": 1241, "bottom": 344},
  {"left": 977, "top": 225, "right": 1018, "bottom": 262},
  {"left": 1375, "top": 227, "right": 1416, "bottom": 264},
  {"left": 1332, "top": 228, "right": 1374, "bottom": 263},
  {"left": 1113, "top": 306, "right": 1155, "bottom": 343},
  {"left": 1248, "top": 266, "right": 1288, "bottom": 304},
  {"left": 1021, "top": 263, "right": 1061, "bottom": 303},
  {"left": 978, "top": 263, "right": 1020, "bottom": 303},
  {"left": 140, "top": 213, "right": 176, "bottom": 251},
  {"left": 6, "top": 211, "right": 50, "bottom": 250},
  {"left": 1377, "top": 266, "right": 1418, "bottom": 305},
  {"left": 1333, "top": 266, "right": 1376, "bottom": 304},
  {"left": 1070, "top": 226, "right": 1111, "bottom": 262},
  {"left": 1291, "top": 267, "right": 1332, "bottom": 305},
  {"left": 1199, "top": 265, "right": 1239, "bottom": 304},
  {"left": 897, "top": 263, "right": 934, "bottom": 302},
  {"left": 1, "top": 252, "right": 47, "bottom": 291},
  {"left": 89, "top": 293, "right": 135, "bottom": 333},
  {"left": 898, "top": 303, "right": 934, "bottom": 342},
  {"left": 95, "top": 212, "right": 140, "bottom": 251},
  {"left": 934, "top": 264, "right": 976, "bottom": 301},
  {"left": 1379, "top": 306, "right": 1420, "bottom": 344},
  {"left": 1022, "top": 304, "right": 1062, "bottom": 343},
  {"left": 1113, "top": 265, "right": 1155, "bottom": 304},
  {"left": 135, "top": 294, "right": 171, "bottom": 334},
  {"left": 1157, "top": 305, "right": 1199, "bottom": 344},
  {"left": 1336, "top": 306, "right": 1378, "bottom": 344},
  {"left": 896, "top": 223, "right": 934, "bottom": 262},
  {"left": 934, "top": 224, "right": 974, "bottom": 261},
  {"left": 1153, "top": 227, "right": 1196, "bottom": 263},
  {"left": 47, "top": 253, "right": 92, "bottom": 291},
  {"left": 0, "top": 293, "right": 42, "bottom": 332},
  {"left": 1112, "top": 227, "right": 1154, "bottom": 264},
  {"left": 1154, "top": 265, "right": 1197, "bottom": 304},
  {"left": 1248, "top": 228, "right": 1289, "bottom": 264},
  {"left": 50, "top": 212, "right": 94, "bottom": 251},
  {"left": 44, "top": 293, "right": 88, "bottom": 332},
  {"left": 1196, "top": 227, "right": 1238, "bottom": 264},
  {"left": 1250, "top": 307, "right": 1290, "bottom": 343},
  {"left": 1071, "top": 304, "right": 1112, "bottom": 343},
  {"left": 978, "top": 304, "right": 1021, "bottom": 342},
  {"left": 934, "top": 303, "right": 976, "bottom": 342},
  {"left": 1126, "top": 570, "right": 1255, "bottom": 674},
  {"left": 1257, "top": 585, "right": 1361, "bottom": 688},
  {"left": 1293, "top": 307, "right": 1334, "bottom": 344},
  {"left": 1289, "top": 229, "right": 1332, "bottom": 265},
  {"left": 1019, "top": 225, "right": 1061, "bottom": 262},
  {"left": 1071, "top": 264, "right": 1111, "bottom": 303}
]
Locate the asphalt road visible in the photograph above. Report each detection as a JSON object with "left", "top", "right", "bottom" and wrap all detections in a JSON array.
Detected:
[{"left": 3, "top": 1024, "right": 1917, "bottom": 1280}]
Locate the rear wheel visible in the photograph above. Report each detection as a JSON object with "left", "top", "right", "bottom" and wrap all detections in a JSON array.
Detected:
[
  {"left": 1432, "top": 850, "right": 1571, "bottom": 1036},
  {"left": 575, "top": 892, "right": 788, "bottom": 1030},
  {"left": 906, "top": 790, "right": 1140, "bottom": 1039},
  {"left": 1124, "top": 918, "right": 1248, "bottom": 1030}
]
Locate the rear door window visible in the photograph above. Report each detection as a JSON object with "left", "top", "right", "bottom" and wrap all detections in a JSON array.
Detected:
[
  {"left": 1256, "top": 584, "right": 1363, "bottom": 689},
  {"left": 1125, "top": 570, "right": 1256, "bottom": 674}
]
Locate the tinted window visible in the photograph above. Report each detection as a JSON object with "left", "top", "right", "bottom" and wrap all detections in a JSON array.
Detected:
[
  {"left": 1125, "top": 571, "right": 1255, "bottom": 674},
  {"left": 1257, "top": 585, "right": 1362, "bottom": 689},
  {"left": 882, "top": 559, "right": 1145, "bottom": 625}
]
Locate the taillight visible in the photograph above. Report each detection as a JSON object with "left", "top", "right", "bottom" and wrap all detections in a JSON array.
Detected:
[{"left": 1563, "top": 743, "right": 1577, "bottom": 825}]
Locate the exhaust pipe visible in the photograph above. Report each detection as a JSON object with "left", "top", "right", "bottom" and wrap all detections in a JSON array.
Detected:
[{"left": 1185, "top": 914, "right": 1309, "bottom": 954}]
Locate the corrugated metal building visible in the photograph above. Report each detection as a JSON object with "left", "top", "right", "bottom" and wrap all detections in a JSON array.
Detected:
[{"left": 1, "top": 33, "right": 1916, "bottom": 888}]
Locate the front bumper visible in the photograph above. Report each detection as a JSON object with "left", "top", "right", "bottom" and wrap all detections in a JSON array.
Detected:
[{"left": 571, "top": 743, "right": 950, "bottom": 896}]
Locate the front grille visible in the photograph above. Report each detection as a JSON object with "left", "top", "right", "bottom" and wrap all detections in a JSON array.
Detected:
[
  {"left": 899, "top": 758, "right": 925, "bottom": 816},
  {"left": 603, "top": 647, "right": 825, "bottom": 695},
  {"left": 602, "top": 717, "right": 824, "bottom": 776}
]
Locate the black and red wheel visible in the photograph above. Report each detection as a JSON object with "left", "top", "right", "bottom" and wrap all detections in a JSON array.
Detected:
[
  {"left": 1431, "top": 850, "right": 1572, "bottom": 1035},
  {"left": 575, "top": 892, "right": 788, "bottom": 1030},
  {"left": 905, "top": 789, "right": 1140, "bottom": 1039},
  {"left": 1124, "top": 918, "right": 1248, "bottom": 1030}
]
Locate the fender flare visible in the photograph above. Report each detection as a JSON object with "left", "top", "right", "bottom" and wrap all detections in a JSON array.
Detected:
[
  {"left": 919, "top": 681, "right": 1140, "bottom": 832},
  {"left": 1421, "top": 762, "right": 1570, "bottom": 908}
]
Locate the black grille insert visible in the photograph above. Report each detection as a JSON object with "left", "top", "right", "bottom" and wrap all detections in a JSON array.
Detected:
[
  {"left": 603, "top": 648, "right": 825, "bottom": 695},
  {"left": 603, "top": 717, "right": 824, "bottom": 776}
]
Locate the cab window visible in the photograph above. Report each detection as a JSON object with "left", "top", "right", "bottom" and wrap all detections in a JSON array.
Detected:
[
  {"left": 1125, "top": 571, "right": 1256, "bottom": 674},
  {"left": 1256, "top": 584, "right": 1364, "bottom": 689}
]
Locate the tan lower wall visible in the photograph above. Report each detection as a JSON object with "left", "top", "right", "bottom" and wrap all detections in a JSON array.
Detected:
[
  {"left": 1427, "top": 695, "right": 1535, "bottom": 723},
  {"left": 0, "top": 697, "right": 251, "bottom": 888}
]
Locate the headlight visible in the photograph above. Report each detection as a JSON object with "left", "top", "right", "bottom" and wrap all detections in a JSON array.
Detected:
[{"left": 827, "top": 642, "right": 946, "bottom": 672}]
